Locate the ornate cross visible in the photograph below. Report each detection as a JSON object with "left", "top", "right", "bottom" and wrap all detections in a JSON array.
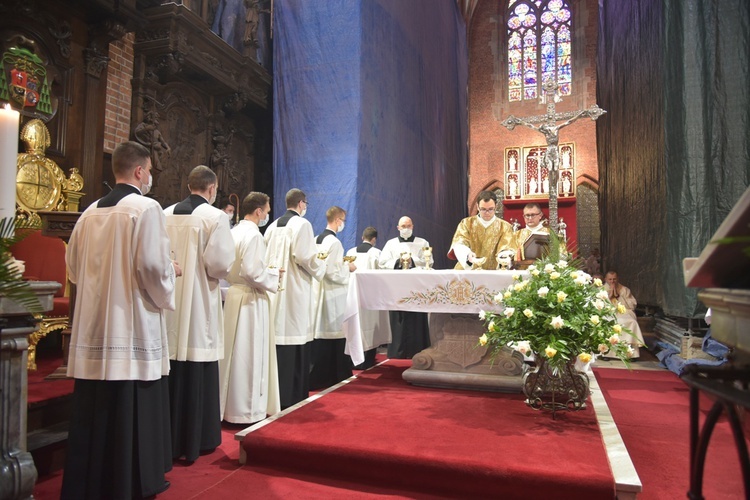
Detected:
[{"left": 501, "top": 80, "right": 606, "bottom": 234}]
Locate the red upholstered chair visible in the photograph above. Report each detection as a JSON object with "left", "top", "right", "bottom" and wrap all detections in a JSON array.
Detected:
[{"left": 10, "top": 229, "right": 69, "bottom": 370}]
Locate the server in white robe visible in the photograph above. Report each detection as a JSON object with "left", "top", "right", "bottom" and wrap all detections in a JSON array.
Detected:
[
  {"left": 345, "top": 226, "right": 391, "bottom": 369},
  {"left": 310, "top": 207, "right": 356, "bottom": 389},
  {"left": 604, "top": 271, "right": 645, "bottom": 358},
  {"left": 163, "top": 165, "right": 235, "bottom": 462},
  {"left": 62, "top": 142, "right": 180, "bottom": 499},
  {"left": 219, "top": 192, "right": 281, "bottom": 424},
  {"left": 264, "top": 188, "right": 326, "bottom": 409},
  {"left": 378, "top": 216, "right": 431, "bottom": 359}
]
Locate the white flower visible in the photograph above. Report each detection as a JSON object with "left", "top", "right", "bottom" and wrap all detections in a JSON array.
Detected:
[
  {"left": 544, "top": 263, "right": 556, "bottom": 273},
  {"left": 596, "top": 290, "right": 609, "bottom": 301},
  {"left": 598, "top": 343, "right": 610, "bottom": 353},
  {"left": 493, "top": 293, "right": 503, "bottom": 304},
  {"left": 626, "top": 345, "right": 635, "bottom": 358},
  {"left": 538, "top": 286, "right": 550, "bottom": 298},
  {"left": 550, "top": 271, "right": 561, "bottom": 280},
  {"left": 556, "top": 260, "right": 568, "bottom": 269},
  {"left": 528, "top": 265, "right": 537, "bottom": 272},
  {"left": 570, "top": 271, "right": 579, "bottom": 279},
  {"left": 478, "top": 310, "right": 487, "bottom": 320},
  {"left": 513, "top": 274, "right": 521, "bottom": 281},
  {"left": 550, "top": 315, "right": 564, "bottom": 329},
  {"left": 516, "top": 340, "right": 531, "bottom": 355},
  {"left": 503, "top": 307, "right": 515, "bottom": 318},
  {"left": 594, "top": 278, "right": 603, "bottom": 287},
  {"left": 556, "top": 291, "right": 567, "bottom": 303},
  {"left": 531, "top": 269, "right": 540, "bottom": 276},
  {"left": 479, "top": 334, "right": 488, "bottom": 346},
  {"left": 608, "top": 334, "right": 620, "bottom": 345},
  {"left": 523, "top": 308, "right": 533, "bottom": 318},
  {"left": 504, "top": 291, "right": 512, "bottom": 299},
  {"left": 574, "top": 275, "right": 588, "bottom": 286},
  {"left": 593, "top": 299, "right": 606, "bottom": 311},
  {"left": 590, "top": 315, "right": 600, "bottom": 325},
  {"left": 613, "top": 324, "right": 623, "bottom": 334},
  {"left": 617, "top": 303, "right": 627, "bottom": 314}
]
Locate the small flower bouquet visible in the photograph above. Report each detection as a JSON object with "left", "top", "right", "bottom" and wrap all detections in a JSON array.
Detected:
[{"left": 479, "top": 249, "right": 635, "bottom": 373}]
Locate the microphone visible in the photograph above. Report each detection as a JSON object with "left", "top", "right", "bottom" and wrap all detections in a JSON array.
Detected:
[{"left": 103, "top": 181, "right": 113, "bottom": 192}]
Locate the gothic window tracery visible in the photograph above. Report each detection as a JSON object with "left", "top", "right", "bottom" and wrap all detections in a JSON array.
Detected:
[{"left": 507, "top": 0, "right": 572, "bottom": 102}]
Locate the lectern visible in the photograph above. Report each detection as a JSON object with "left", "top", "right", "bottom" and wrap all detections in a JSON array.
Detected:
[{"left": 682, "top": 184, "right": 750, "bottom": 500}]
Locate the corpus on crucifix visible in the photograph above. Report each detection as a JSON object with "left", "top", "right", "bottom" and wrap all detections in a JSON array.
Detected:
[{"left": 501, "top": 80, "right": 606, "bottom": 233}]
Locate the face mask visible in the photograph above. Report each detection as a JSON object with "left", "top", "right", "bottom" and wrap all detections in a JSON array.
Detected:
[
  {"left": 141, "top": 173, "right": 152, "bottom": 196},
  {"left": 338, "top": 221, "right": 345, "bottom": 233},
  {"left": 209, "top": 192, "right": 217, "bottom": 205},
  {"left": 259, "top": 213, "right": 269, "bottom": 227},
  {"left": 300, "top": 208, "right": 307, "bottom": 218},
  {"left": 399, "top": 228, "right": 413, "bottom": 239}
]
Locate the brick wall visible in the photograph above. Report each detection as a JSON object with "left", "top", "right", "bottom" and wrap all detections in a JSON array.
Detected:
[
  {"left": 467, "top": 0, "right": 600, "bottom": 210},
  {"left": 104, "top": 32, "right": 135, "bottom": 153}
]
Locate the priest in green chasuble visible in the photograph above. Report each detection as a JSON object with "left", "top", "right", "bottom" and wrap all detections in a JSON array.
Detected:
[{"left": 448, "top": 190, "right": 517, "bottom": 270}]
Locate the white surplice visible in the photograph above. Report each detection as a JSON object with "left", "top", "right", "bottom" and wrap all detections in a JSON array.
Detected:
[
  {"left": 66, "top": 192, "right": 176, "bottom": 381},
  {"left": 345, "top": 244, "right": 392, "bottom": 351},
  {"left": 219, "top": 220, "right": 281, "bottom": 423},
  {"left": 163, "top": 203, "right": 235, "bottom": 362},
  {"left": 264, "top": 212, "right": 326, "bottom": 345},
  {"left": 378, "top": 236, "right": 430, "bottom": 269},
  {"left": 313, "top": 233, "right": 350, "bottom": 339},
  {"left": 604, "top": 283, "right": 645, "bottom": 358}
]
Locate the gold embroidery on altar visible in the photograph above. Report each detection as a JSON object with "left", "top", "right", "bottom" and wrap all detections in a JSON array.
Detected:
[{"left": 398, "top": 278, "right": 500, "bottom": 306}]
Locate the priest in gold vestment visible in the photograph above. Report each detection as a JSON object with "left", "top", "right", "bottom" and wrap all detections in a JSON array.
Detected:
[
  {"left": 448, "top": 190, "right": 517, "bottom": 270},
  {"left": 514, "top": 202, "right": 550, "bottom": 260}
]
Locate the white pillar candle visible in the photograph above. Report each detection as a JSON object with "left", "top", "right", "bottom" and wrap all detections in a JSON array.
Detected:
[{"left": 0, "top": 104, "right": 20, "bottom": 228}]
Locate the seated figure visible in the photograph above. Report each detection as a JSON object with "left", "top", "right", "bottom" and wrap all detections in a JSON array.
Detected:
[{"left": 603, "top": 271, "right": 645, "bottom": 358}]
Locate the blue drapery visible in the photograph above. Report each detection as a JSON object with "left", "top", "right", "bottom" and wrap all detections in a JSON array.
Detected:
[{"left": 273, "top": 0, "right": 468, "bottom": 268}]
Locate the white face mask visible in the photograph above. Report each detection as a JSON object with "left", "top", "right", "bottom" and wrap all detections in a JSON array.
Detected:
[
  {"left": 141, "top": 173, "right": 152, "bottom": 196},
  {"left": 259, "top": 212, "right": 269, "bottom": 227},
  {"left": 338, "top": 221, "right": 345, "bottom": 233},
  {"left": 399, "top": 228, "right": 413, "bottom": 239},
  {"left": 300, "top": 208, "right": 307, "bottom": 218}
]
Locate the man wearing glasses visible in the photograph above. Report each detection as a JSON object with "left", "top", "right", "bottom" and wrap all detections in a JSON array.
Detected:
[
  {"left": 310, "top": 206, "right": 357, "bottom": 389},
  {"left": 515, "top": 203, "right": 550, "bottom": 261},
  {"left": 448, "top": 190, "right": 517, "bottom": 270}
]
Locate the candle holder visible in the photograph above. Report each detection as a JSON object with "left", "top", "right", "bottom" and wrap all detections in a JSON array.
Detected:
[{"left": 422, "top": 246, "right": 433, "bottom": 270}]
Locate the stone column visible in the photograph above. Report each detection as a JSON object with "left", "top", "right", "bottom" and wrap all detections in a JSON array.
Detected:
[{"left": 0, "top": 281, "right": 60, "bottom": 500}]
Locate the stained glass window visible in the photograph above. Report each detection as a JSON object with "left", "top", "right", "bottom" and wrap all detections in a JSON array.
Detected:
[{"left": 507, "top": 0, "right": 572, "bottom": 102}]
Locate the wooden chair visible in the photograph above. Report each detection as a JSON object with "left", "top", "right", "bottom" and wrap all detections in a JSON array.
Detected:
[{"left": 10, "top": 230, "right": 68, "bottom": 370}]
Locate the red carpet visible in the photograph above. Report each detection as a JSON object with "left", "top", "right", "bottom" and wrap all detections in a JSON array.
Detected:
[
  {"left": 27, "top": 352, "right": 74, "bottom": 405},
  {"left": 242, "top": 360, "right": 615, "bottom": 499},
  {"left": 594, "top": 367, "right": 745, "bottom": 499}
]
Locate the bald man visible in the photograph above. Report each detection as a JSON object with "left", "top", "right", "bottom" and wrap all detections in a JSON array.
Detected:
[{"left": 378, "top": 216, "right": 431, "bottom": 358}]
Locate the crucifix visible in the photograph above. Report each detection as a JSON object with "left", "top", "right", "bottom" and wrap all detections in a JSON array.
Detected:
[{"left": 501, "top": 80, "right": 606, "bottom": 235}]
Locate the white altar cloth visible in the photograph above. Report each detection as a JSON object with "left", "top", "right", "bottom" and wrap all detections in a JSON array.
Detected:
[{"left": 343, "top": 269, "right": 523, "bottom": 365}]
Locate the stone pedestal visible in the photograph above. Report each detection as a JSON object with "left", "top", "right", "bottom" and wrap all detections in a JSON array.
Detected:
[
  {"left": 402, "top": 313, "right": 525, "bottom": 392},
  {"left": 1, "top": 281, "right": 60, "bottom": 500}
]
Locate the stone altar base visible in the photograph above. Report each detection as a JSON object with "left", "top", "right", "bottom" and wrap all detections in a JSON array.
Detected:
[{"left": 402, "top": 313, "right": 525, "bottom": 392}]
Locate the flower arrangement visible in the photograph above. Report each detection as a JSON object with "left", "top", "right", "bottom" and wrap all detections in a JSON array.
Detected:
[{"left": 479, "top": 247, "right": 635, "bottom": 372}]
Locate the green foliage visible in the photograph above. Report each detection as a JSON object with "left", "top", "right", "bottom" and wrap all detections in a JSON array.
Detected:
[
  {"left": 0, "top": 217, "right": 43, "bottom": 313},
  {"left": 479, "top": 241, "right": 635, "bottom": 370}
]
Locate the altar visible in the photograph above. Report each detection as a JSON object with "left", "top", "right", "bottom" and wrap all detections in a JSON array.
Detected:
[{"left": 343, "top": 269, "right": 527, "bottom": 392}]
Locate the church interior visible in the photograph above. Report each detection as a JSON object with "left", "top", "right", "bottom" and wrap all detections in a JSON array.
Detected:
[{"left": 1, "top": 0, "right": 749, "bottom": 498}]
